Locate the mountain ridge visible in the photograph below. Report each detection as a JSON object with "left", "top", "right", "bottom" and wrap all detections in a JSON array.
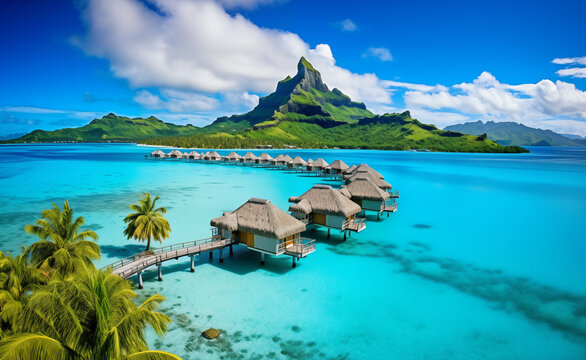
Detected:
[{"left": 444, "top": 120, "right": 585, "bottom": 147}]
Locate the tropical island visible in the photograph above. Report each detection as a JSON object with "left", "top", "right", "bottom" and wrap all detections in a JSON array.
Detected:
[{"left": 4, "top": 58, "right": 527, "bottom": 153}]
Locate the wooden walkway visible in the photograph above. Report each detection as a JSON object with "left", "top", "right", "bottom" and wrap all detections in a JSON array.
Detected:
[{"left": 103, "top": 237, "right": 237, "bottom": 287}]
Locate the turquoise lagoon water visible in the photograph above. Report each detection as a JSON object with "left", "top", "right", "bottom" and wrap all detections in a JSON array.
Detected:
[{"left": 0, "top": 143, "right": 585, "bottom": 359}]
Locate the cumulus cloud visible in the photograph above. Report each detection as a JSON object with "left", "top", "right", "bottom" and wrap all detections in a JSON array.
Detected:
[
  {"left": 552, "top": 56, "right": 586, "bottom": 79},
  {"left": 213, "top": 0, "right": 285, "bottom": 9},
  {"left": 363, "top": 47, "right": 393, "bottom": 62},
  {"left": 336, "top": 19, "right": 357, "bottom": 32},
  {"left": 78, "top": 0, "right": 390, "bottom": 110}
]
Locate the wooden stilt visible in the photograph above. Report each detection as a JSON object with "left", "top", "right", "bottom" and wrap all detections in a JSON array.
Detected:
[
  {"left": 292, "top": 256, "right": 296, "bottom": 268},
  {"left": 343, "top": 231, "right": 347, "bottom": 241},
  {"left": 229, "top": 245, "right": 234, "bottom": 256},
  {"left": 261, "top": 253, "right": 265, "bottom": 266},
  {"left": 327, "top": 228, "right": 331, "bottom": 238},
  {"left": 138, "top": 271, "right": 143, "bottom": 289},
  {"left": 219, "top": 248, "right": 224, "bottom": 263},
  {"left": 157, "top": 263, "right": 162, "bottom": 281},
  {"left": 190, "top": 255, "right": 195, "bottom": 272},
  {"left": 209, "top": 251, "right": 213, "bottom": 261}
]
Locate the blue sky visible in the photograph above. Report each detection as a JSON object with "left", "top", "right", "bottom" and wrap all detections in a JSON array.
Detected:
[{"left": 1, "top": 0, "right": 585, "bottom": 137}]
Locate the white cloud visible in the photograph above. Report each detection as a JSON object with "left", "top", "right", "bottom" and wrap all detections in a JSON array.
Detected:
[
  {"left": 363, "top": 47, "right": 393, "bottom": 62},
  {"left": 134, "top": 89, "right": 220, "bottom": 112},
  {"left": 213, "top": 0, "right": 283, "bottom": 9},
  {"left": 79, "top": 0, "right": 390, "bottom": 110},
  {"left": 552, "top": 56, "right": 586, "bottom": 65},
  {"left": 382, "top": 80, "right": 448, "bottom": 92},
  {"left": 552, "top": 56, "right": 586, "bottom": 79},
  {"left": 337, "top": 19, "right": 357, "bottom": 32},
  {"left": 1, "top": 106, "right": 99, "bottom": 119}
]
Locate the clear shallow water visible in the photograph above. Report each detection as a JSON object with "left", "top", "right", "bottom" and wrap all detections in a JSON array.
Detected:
[{"left": 0, "top": 144, "right": 585, "bottom": 359}]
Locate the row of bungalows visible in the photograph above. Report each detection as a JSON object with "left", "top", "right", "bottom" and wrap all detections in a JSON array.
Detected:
[
  {"left": 210, "top": 198, "right": 316, "bottom": 267},
  {"left": 340, "top": 164, "right": 399, "bottom": 218},
  {"left": 288, "top": 184, "right": 366, "bottom": 239}
]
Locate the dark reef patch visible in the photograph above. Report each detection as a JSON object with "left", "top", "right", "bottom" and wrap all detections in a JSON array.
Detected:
[{"left": 413, "top": 223, "right": 432, "bottom": 229}]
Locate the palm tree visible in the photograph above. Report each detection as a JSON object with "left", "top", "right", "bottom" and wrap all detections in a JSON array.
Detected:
[
  {"left": 24, "top": 201, "right": 100, "bottom": 278},
  {"left": 0, "top": 249, "right": 47, "bottom": 331},
  {"left": 0, "top": 266, "right": 180, "bottom": 360},
  {"left": 123, "top": 193, "right": 170, "bottom": 252}
]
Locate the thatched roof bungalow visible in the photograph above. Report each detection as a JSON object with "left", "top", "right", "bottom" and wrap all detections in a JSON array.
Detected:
[
  {"left": 187, "top": 151, "right": 201, "bottom": 160},
  {"left": 325, "top": 160, "right": 349, "bottom": 175},
  {"left": 307, "top": 158, "right": 329, "bottom": 172},
  {"left": 151, "top": 149, "right": 165, "bottom": 158},
  {"left": 225, "top": 152, "right": 242, "bottom": 162},
  {"left": 342, "top": 164, "right": 357, "bottom": 175},
  {"left": 205, "top": 151, "right": 222, "bottom": 161},
  {"left": 168, "top": 150, "right": 183, "bottom": 159},
  {"left": 343, "top": 164, "right": 384, "bottom": 180},
  {"left": 288, "top": 184, "right": 365, "bottom": 234},
  {"left": 287, "top": 156, "right": 307, "bottom": 169},
  {"left": 241, "top": 152, "right": 258, "bottom": 164},
  {"left": 211, "top": 198, "right": 314, "bottom": 259},
  {"left": 257, "top": 153, "right": 274, "bottom": 164},
  {"left": 346, "top": 171, "right": 392, "bottom": 190},
  {"left": 344, "top": 178, "right": 390, "bottom": 210},
  {"left": 272, "top": 154, "right": 293, "bottom": 166}
]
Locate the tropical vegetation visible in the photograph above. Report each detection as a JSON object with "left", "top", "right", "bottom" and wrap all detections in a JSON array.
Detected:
[
  {"left": 0, "top": 201, "right": 181, "bottom": 359},
  {"left": 3, "top": 57, "right": 527, "bottom": 153},
  {"left": 124, "top": 193, "right": 171, "bottom": 251}
]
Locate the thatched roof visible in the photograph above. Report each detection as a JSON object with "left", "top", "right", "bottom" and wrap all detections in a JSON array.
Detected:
[
  {"left": 168, "top": 150, "right": 183, "bottom": 157},
  {"left": 306, "top": 158, "right": 314, "bottom": 164},
  {"left": 282, "top": 154, "right": 293, "bottom": 162},
  {"left": 344, "top": 164, "right": 384, "bottom": 179},
  {"left": 288, "top": 184, "right": 361, "bottom": 217},
  {"left": 273, "top": 154, "right": 291, "bottom": 163},
  {"left": 151, "top": 149, "right": 165, "bottom": 156},
  {"left": 328, "top": 160, "right": 349, "bottom": 171},
  {"left": 207, "top": 151, "right": 221, "bottom": 158},
  {"left": 345, "top": 178, "right": 390, "bottom": 201},
  {"left": 289, "top": 156, "right": 307, "bottom": 166},
  {"left": 211, "top": 198, "right": 306, "bottom": 239},
  {"left": 242, "top": 152, "right": 258, "bottom": 160},
  {"left": 346, "top": 171, "right": 392, "bottom": 190},
  {"left": 226, "top": 151, "right": 242, "bottom": 160},
  {"left": 258, "top": 153, "right": 273, "bottom": 161},
  {"left": 311, "top": 158, "right": 329, "bottom": 168},
  {"left": 343, "top": 164, "right": 357, "bottom": 174},
  {"left": 289, "top": 199, "right": 312, "bottom": 214},
  {"left": 338, "top": 187, "right": 352, "bottom": 199},
  {"left": 188, "top": 151, "right": 200, "bottom": 157}
]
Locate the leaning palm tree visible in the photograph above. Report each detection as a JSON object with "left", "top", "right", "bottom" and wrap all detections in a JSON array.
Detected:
[
  {"left": 123, "top": 193, "right": 171, "bottom": 252},
  {"left": 0, "top": 266, "right": 180, "bottom": 360},
  {"left": 24, "top": 201, "right": 100, "bottom": 278}
]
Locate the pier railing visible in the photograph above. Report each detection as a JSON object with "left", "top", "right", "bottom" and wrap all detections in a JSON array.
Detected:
[{"left": 343, "top": 218, "right": 366, "bottom": 232}]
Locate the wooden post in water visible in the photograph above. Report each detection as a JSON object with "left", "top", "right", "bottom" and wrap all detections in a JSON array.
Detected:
[
  {"left": 209, "top": 251, "right": 213, "bottom": 261},
  {"left": 343, "top": 231, "right": 347, "bottom": 241},
  {"left": 229, "top": 245, "right": 234, "bottom": 256},
  {"left": 157, "top": 263, "right": 162, "bottom": 281},
  {"left": 137, "top": 271, "right": 143, "bottom": 289},
  {"left": 261, "top": 253, "right": 265, "bottom": 266},
  {"left": 219, "top": 248, "right": 224, "bottom": 263},
  {"left": 327, "top": 228, "right": 330, "bottom": 238},
  {"left": 190, "top": 255, "right": 195, "bottom": 272},
  {"left": 292, "top": 256, "right": 296, "bottom": 268}
]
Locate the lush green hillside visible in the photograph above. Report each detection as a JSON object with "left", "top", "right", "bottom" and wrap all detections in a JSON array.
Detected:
[
  {"left": 9, "top": 113, "right": 201, "bottom": 142},
  {"left": 6, "top": 57, "right": 527, "bottom": 152},
  {"left": 208, "top": 57, "right": 373, "bottom": 131},
  {"left": 143, "top": 111, "right": 527, "bottom": 153},
  {"left": 444, "top": 120, "right": 585, "bottom": 147}
]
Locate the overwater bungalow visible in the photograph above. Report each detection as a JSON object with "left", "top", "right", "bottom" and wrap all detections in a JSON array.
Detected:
[
  {"left": 210, "top": 198, "right": 316, "bottom": 267},
  {"left": 241, "top": 152, "right": 258, "bottom": 165},
  {"left": 306, "top": 158, "right": 329, "bottom": 174},
  {"left": 287, "top": 156, "right": 307, "bottom": 171},
  {"left": 256, "top": 153, "right": 274, "bottom": 166},
  {"left": 343, "top": 178, "right": 396, "bottom": 218},
  {"left": 324, "top": 159, "right": 349, "bottom": 179},
  {"left": 187, "top": 151, "right": 201, "bottom": 160},
  {"left": 224, "top": 152, "right": 242, "bottom": 163},
  {"left": 167, "top": 150, "right": 183, "bottom": 159},
  {"left": 346, "top": 171, "right": 392, "bottom": 191},
  {"left": 151, "top": 149, "right": 165, "bottom": 158},
  {"left": 271, "top": 154, "right": 293, "bottom": 168},
  {"left": 182, "top": 151, "right": 190, "bottom": 159},
  {"left": 343, "top": 164, "right": 384, "bottom": 180},
  {"left": 288, "top": 184, "right": 365, "bottom": 239},
  {"left": 204, "top": 151, "right": 222, "bottom": 162}
]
